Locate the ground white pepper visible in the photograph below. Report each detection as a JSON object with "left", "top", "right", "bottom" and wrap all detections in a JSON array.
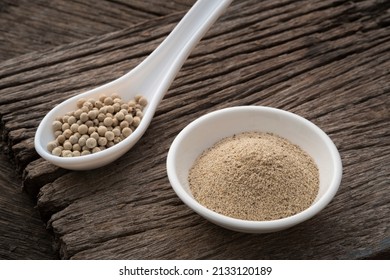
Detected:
[
  {"left": 49, "top": 93, "right": 147, "bottom": 157},
  {"left": 188, "top": 132, "right": 319, "bottom": 221}
]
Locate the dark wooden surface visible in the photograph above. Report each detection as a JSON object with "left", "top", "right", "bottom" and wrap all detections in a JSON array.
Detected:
[
  {"left": 0, "top": 152, "right": 57, "bottom": 259},
  {"left": 0, "top": 0, "right": 193, "bottom": 260},
  {"left": 0, "top": 0, "right": 194, "bottom": 61},
  {"left": 0, "top": 0, "right": 389, "bottom": 259}
]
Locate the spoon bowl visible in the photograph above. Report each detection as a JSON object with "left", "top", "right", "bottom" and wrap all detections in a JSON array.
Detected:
[
  {"left": 166, "top": 106, "right": 342, "bottom": 233},
  {"left": 35, "top": 0, "right": 232, "bottom": 170}
]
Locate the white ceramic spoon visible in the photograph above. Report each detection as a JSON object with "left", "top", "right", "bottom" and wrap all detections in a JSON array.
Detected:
[{"left": 35, "top": 0, "right": 232, "bottom": 170}]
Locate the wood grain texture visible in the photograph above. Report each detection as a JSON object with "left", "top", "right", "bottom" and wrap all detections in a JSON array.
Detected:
[
  {"left": 0, "top": 0, "right": 194, "bottom": 260},
  {"left": 0, "top": 153, "right": 56, "bottom": 259},
  {"left": 0, "top": 0, "right": 195, "bottom": 61},
  {"left": 0, "top": 0, "right": 389, "bottom": 259}
]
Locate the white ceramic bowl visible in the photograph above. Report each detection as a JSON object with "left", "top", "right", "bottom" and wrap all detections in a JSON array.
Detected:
[{"left": 166, "top": 106, "right": 342, "bottom": 233}]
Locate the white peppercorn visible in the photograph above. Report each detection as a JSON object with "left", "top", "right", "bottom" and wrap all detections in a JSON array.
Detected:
[
  {"left": 138, "top": 97, "right": 148, "bottom": 107},
  {"left": 85, "top": 120, "right": 94, "bottom": 127},
  {"left": 47, "top": 141, "right": 58, "bottom": 152},
  {"left": 115, "top": 112, "right": 125, "bottom": 121},
  {"left": 86, "top": 138, "right": 97, "bottom": 149},
  {"left": 133, "top": 116, "right": 141, "bottom": 127},
  {"left": 54, "top": 130, "right": 62, "bottom": 138},
  {"left": 99, "top": 106, "right": 107, "bottom": 114},
  {"left": 50, "top": 93, "right": 147, "bottom": 157},
  {"left": 113, "top": 103, "right": 121, "bottom": 112},
  {"left": 78, "top": 124, "right": 88, "bottom": 135},
  {"left": 62, "top": 123, "right": 70, "bottom": 131},
  {"left": 74, "top": 109, "right": 83, "bottom": 119},
  {"left": 77, "top": 98, "right": 86, "bottom": 108},
  {"left": 98, "top": 137, "right": 107, "bottom": 146},
  {"left": 120, "top": 121, "right": 129, "bottom": 129},
  {"left": 63, "top": 140, "right": 72, "bottom": 150},
  {"left": 124, "top": 114, "right": 133, "bottom": 124},
  {"left": 88, "top": 126, "right": 96, "bottom": 135},
  {"left": 52, "top": 147, "right": 62, "bottom": 156},
  {"left": 97, "top": 126, "right": 107, "bottom": 136},
  {"left": 72, "top": 151, "right": 81, "bottom": 157},
  {"left": 81, "top": 150, "right": 91, "bottom": 156},
  {"left": 106, "top": 105, "right": 115, "bottom": 114},
  {"left": 88, "top": 110, "right": 98, "bottom": 120},
  {"left": 79, "top": 112, "right": 88, "bottom": 123},
  {"left": 95, "top": 100, "right": 103, "bottom": 109},
  {"left": 92, "top": 147, "right": 101, "bottom": 153},
  {"left": 62, "top": 150, "right": 73, "bottom": 157},
  {"left": 84, "top": 101, "right": 93, "bottom": 110},
  {"left": 53, "top": 121, "right": 62, "bottom": 131},
  {"left": 70, "top": 123, "right": 79, "bottom": 133},
  {"left": 135, "top": 95, "right": 142, "bottom": 103},
  {"left": 69, "top": 135, "right": 79, "bottom": 145},
  {"left": 128, "top": 100, "right": 136, "bottom": 107},
  {"left": 87, "top": 99, "right": 96, "bottom": 106},
  {"left": 99, "top": 94, "right": 107, "bottom": 103},
  {"left": 68, "top": 116, "right": 77, "bottom": 125},
  {"left": 97, "top": 113, "right": 105, "bottom": 121},
  {"left": 63, "top": 129, "right": 72, "bottom": 139},
  {"left": 73, "top": 144, "right": 81, "bottom": 151},
  {"left": 103, "top": 117, "right": 113, "bottom": 127},
  {"left": 78, "top": 137, "right": 87, "bottom": 147},
  {"left": 57, "top": 135, "right": 65, "bottom": 144},
  {"left": 105, "top": 131, "right": 115, "bottom": 141},
  {"left": 90, "top": 132, "right": 99, "bottom": 140},
  {"left": 104, "top": 97, "right": 113, "bottom": 105},
  {"left": 112, "top": 127, "right": 121, "bottom": 137},
  {"left": 122, "top": 127, "right": 132, "bottom": 138},
  {"left": 136, "top": 110, "right": 143, "bottom": 118}
]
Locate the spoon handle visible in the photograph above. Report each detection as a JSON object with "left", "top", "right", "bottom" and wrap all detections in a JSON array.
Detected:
[{"left": 132, "top": 0, "right": 232, "bottom": 95}]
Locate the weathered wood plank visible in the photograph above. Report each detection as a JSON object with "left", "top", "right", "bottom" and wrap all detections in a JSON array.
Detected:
[
  {"left": 0, "top": 0, "right": 389, "bottom": 259},
  {"left": 0, "top": 0, "right": 195, "bottom": 61},
  {"left": 0, "top": 153, "right": 57, "bottom": 259},
  {"left": 0, "top": 0, "right": 195, "bottom": 260}
]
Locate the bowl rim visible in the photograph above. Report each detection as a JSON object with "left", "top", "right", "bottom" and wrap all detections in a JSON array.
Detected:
[{"left": 166, "top": 106, "right": 342, "bottom": 232}]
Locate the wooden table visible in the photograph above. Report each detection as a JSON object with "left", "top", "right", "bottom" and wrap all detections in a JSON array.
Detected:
[{"left": 0, "top": 0, "right": 389, "bottom": 259}]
